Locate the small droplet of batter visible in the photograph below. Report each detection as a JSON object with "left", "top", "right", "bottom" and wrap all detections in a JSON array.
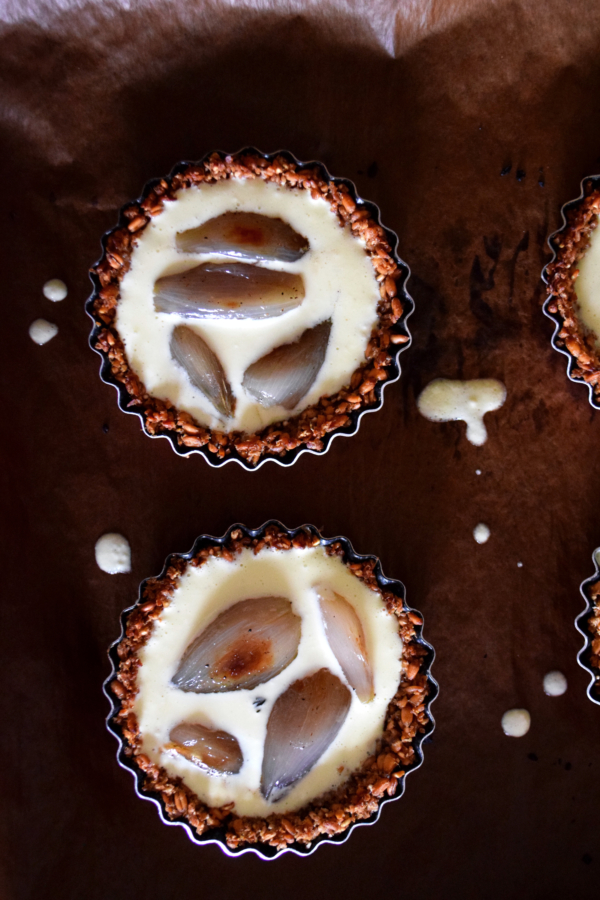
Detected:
[
  {"left": 29, "top": 319, "right": 58, "bottom": 345},
  {"left": 517, "top": 561, "right": 523, "bottom": 568},
  {"left": 473, "top": 523, "right": 490, "bottom": 544},
  {"left": 43, "top": 278, "right": 68, "bottom": 302},
  {"left": 417, "top": 378, "right": 506, "bottom": 446},
  {"left": 543, "top": 671, "right": 567, "bottom": 696},
  {"left": 95, "top": 533, "right": 131, "bottom": 574},
  {"left": 501, "top": 708, "right": 530, "bottom": 737},
  {"left": 475, "top": 469, "right": 482, "bottom": 475}
]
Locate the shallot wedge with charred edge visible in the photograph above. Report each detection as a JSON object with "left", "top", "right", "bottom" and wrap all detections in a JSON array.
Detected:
[
  {"left": 314, "top": 585, "right": 374, "bottom": 703},
  {"left": 176, "top": 212, "right": 309, "bottom": 264},
  {"left": 260, "top": 668, "right": 351, "bottom": 802},
  {"left": 154, "top": 262, "right": 305, "bottom": 320},
  {"left": 170, "top": 324, "right": 235, "bottom": 419},
  {"left": 242, "top": 319, "right": 332, "bottom": 410},
  {"left": 172, "top": 596, "right": 301, "bottom": 693},
  {"left": 166, "top": 721, "right": 243, "bottom": 775}
]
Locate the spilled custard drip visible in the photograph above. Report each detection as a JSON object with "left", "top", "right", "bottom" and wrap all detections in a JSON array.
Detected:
[
  {"left": 43, "top": 278, "right": 68, "bottom": 302},
  {"left": 473, "top": 523, "right": 491, "bottom": 544},
  {"left": 543, "top": 671, "right": 567, "bottom": 696},
  {"left": 29, "top": 319, "right": 58, "bottom": 345},
  {"left": 501, "top": 708, "right": 530, "bottom": 737},
  {"left": 417, "top": 378, "right": 506, "bottom": 446},
  {"left": 95, "top": 533, "right": 131, "bottom": 574}
]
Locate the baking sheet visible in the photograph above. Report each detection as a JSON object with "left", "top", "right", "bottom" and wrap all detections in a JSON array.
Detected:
[{"left": 2, "top": 0, "right": 600, "bottom": 897}]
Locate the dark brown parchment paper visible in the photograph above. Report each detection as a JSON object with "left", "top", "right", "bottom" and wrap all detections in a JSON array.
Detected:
[{"left": 2, "top": 1, "right": 600, "bottom": 897}]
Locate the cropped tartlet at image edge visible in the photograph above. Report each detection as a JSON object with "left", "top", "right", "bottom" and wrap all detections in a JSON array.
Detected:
[
  {"left": 105, "top": 523, "right": 436, "bottom": 857},
  {"left": 87, "top": 149, "right": 413, "bottom": 468},
  {"left": 544, "top": 178, "right": 600, "bottom": 406}
]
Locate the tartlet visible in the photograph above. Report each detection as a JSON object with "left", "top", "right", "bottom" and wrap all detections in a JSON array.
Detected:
[
  {"left": 105, "top": 522, "right": 436, "bottom": 858},
  {"left": 544, "top": 177, "right": 600, "bottom": 406},
  {"left": 576, "top": 548, "right": 600, "bottom": 704},
  {"left": 87, "top": 149, "right": 413, "bottom": 468}
]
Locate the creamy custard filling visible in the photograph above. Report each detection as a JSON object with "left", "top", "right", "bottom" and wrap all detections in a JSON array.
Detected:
[
  {"left": 116, "top": 178, "right": 381, "bottom": 433},
  {"left": 574, "top": 215, "right": 600, "bottom": 345},
  {"left": 416, "top": 378, "right": 506, "bottom": 446},
  {"left": 133, "top": 545, "right": 403, "bottom": 817}
]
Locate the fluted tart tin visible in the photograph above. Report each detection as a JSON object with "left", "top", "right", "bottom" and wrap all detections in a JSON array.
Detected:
[
  {"left": 543, "top": 175, "right": 600, "bottom": 408},
  {"left": 104, "top": 521, "right": 437, "bottom": 859},
  {"left": 576, "top": 548, "right": 600, "bottom": 705},
  {"left": 87, "top": 148, "right": 413, "bottom": 469}
]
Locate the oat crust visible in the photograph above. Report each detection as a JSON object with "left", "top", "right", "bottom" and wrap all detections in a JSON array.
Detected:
[{"left": 109, "top": 525, "right": 432, "bottom": 851}]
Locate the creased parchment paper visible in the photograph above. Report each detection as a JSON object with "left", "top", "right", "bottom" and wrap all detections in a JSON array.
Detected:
[{"left": 1, "top": 1, "right": 600, "bottom": 897}]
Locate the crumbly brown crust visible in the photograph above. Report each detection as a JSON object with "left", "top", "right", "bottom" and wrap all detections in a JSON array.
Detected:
[
  {"left": 585, "top": 580, "right": 600, "bottom": 698},
  {"left": 90, "top": 151, "right": 409, "bottom": 466},
  {"left": 109, "top": 525, "right": 431, "bottom": 851},
  {"left": 545, "top": 186, "right": 600, "bottom": 396}
]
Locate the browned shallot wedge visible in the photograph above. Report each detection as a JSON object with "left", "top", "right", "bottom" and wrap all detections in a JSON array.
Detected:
[
  {"left": 154, "top": 262, "right": 305, "bottom": 320},
  {"left": 170, "top": 324, "right": 235, "bottom": 419},
  {"left": 172, "top": 596, "right": 301, "bottom": 693},
  {"left": 260, "top": 668, "right": 351, "bottom": 802},
  {"left": 314, "top": 585, "right": 374, "bottom": 703},
  {"left": 242, "top": 319, "right": 332, "bottom": 410},
  {"left": 176, "top": 212, "right": 309, "bottom": 264},
  {"left": 166, "top": 721, "right": 243, "bottom": 774}
]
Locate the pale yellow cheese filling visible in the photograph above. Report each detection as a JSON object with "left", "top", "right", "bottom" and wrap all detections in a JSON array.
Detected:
[
  {"left": 116, "top": 178, "right": 381, "bottom": 433},
  {"left": 133, "top": 545, "right": 403, "bottom": 817}
]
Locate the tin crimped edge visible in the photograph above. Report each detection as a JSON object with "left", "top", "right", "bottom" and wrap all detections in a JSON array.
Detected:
[
  {"left": 87, "top": 148, "right": 413, "bottom": 470},
  {"left": 103, "top": 521, "right": 437, "bottom": 859},
  {"left": 576, "top": 548, "right": 600, "bottom": 705},
  {"left": 543, "top": 176, "right": 600, "bottom": 408}
]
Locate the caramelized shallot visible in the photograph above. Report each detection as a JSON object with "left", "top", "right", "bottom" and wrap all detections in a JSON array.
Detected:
[
  {"left": 242, "top": 319, "right": 331, "bottom": 410},
  {"left": 154, "top": 262, "right": 304, "bottom": 319},
  {"left": 177, "top": 212, "right": 309, "bottom": 263},
  {"left": 166, "top": 721, "right": 243, "bottom": 774},
  {"left": 170, "top": 324, "right": 235, "bottom": 418},
  {"left": 315, "top": 585, "right": 374, "bottom": 702},
  {"left": 260, "top": 668, "right": 351, "bottom": 802},
  {"left": 172, "top": 596, "right": 301, "bottom": 693}
]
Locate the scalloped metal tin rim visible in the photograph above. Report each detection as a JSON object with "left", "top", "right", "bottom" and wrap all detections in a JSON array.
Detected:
[
  {"left": 576, "top": 546, "right": 600, "bottom": 705},
  {"left": 542, "top": 174, "right": 600, "bottom": 410},
  {"left": 86, "top": 148, "right": 414, "bottom": 470},
  {"left": 103, "top": 520, "right": 438, "bottom": 859}
]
